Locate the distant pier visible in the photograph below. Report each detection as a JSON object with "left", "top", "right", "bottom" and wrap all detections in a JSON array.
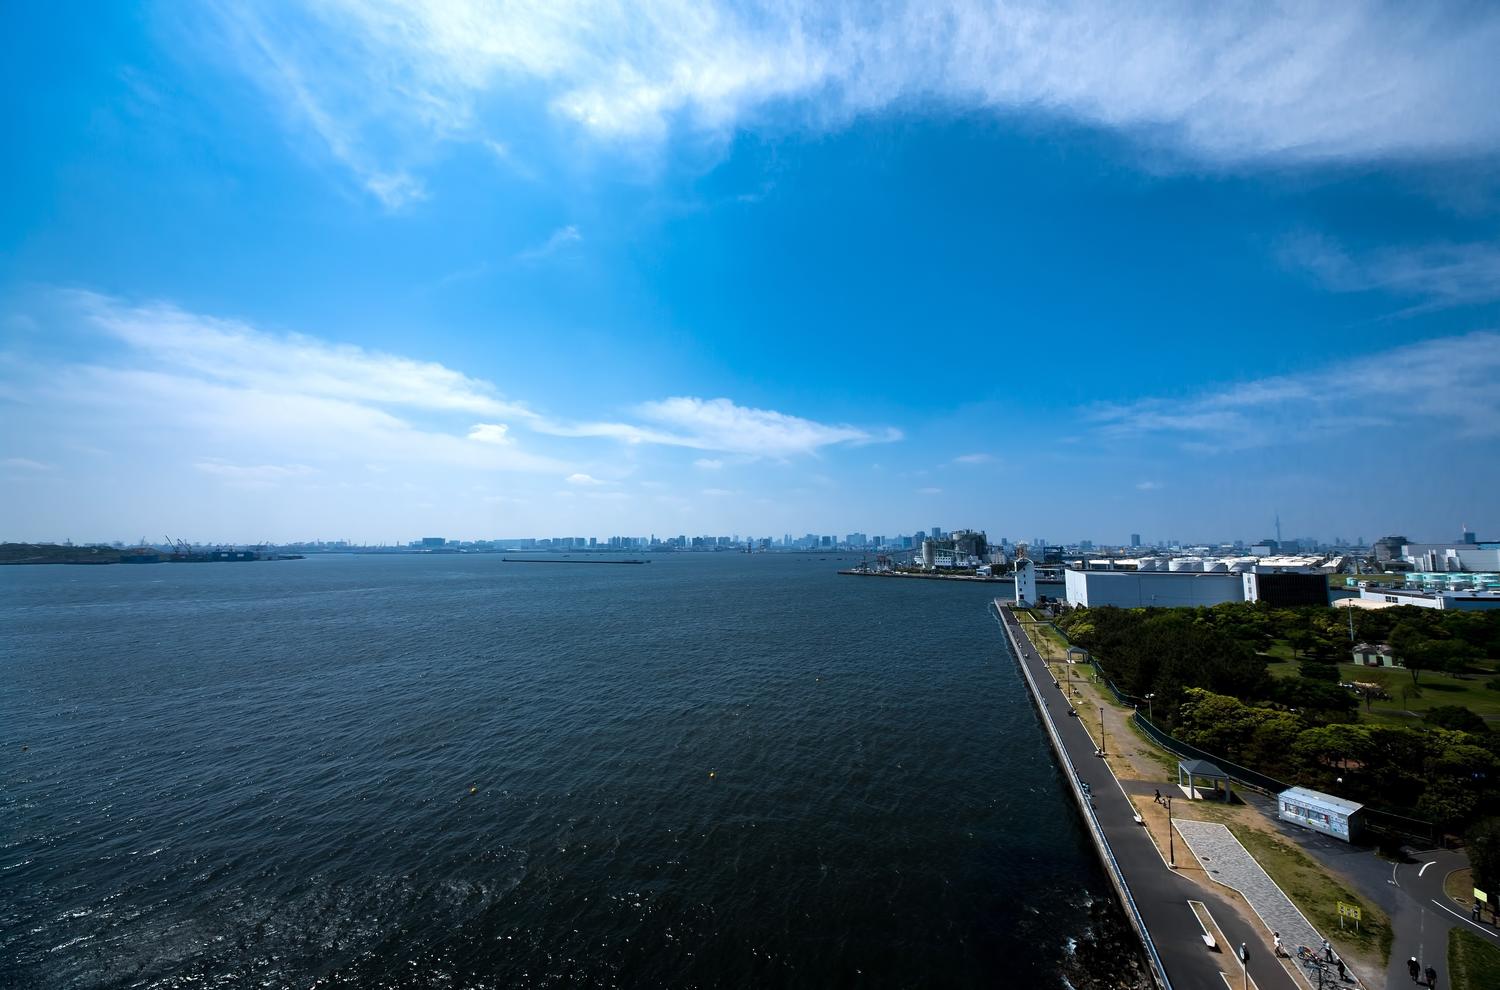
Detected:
[{"left": 502, "top": 557, "right": 649, "bottom": 565}]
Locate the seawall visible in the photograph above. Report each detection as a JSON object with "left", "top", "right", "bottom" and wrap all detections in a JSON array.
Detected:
[{"left": 993, "top": 601, "right": 1171, "bottom": 989}]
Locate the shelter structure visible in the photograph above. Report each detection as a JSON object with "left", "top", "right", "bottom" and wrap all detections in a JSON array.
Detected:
[
  {"left": 1277, "top": 786, "right": 1364, "bottom": 843},
  {"left": 1177, "top": 759, "right": 1233, "bottom": 802},
  {"left": 1065, "top": 646, "right": 1089, "bottom": 664}
]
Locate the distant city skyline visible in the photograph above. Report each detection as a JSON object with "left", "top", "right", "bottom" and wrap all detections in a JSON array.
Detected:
[{"left": 4, "top": 3, "right": 1499, "bottom": 542}]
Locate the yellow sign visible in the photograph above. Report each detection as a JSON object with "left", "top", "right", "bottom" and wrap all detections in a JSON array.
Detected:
[
  {"left": 1336, "top": 902, "right": 1362, "bottom": 921},
  {"left": 1476, "top": 889, "right": 1489, "bottom": 905}
]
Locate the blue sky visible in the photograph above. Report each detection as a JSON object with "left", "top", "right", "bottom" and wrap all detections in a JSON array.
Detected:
[{"left": 3, "top": 1, "right": 1499, "bottom": 545}]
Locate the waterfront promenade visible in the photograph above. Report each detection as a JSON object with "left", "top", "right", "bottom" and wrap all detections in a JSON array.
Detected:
[{"left": 995, "top": 602, "right": 1299, "bottom": 990}]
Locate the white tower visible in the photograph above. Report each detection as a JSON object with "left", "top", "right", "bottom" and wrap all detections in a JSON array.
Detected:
[{"left": 1014, "top": 556, "right": 1036, "bottom": 606}]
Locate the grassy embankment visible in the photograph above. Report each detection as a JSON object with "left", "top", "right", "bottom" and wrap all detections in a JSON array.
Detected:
[{"left": 1449, "top": 929, "right": 1500, "bottom": 990}]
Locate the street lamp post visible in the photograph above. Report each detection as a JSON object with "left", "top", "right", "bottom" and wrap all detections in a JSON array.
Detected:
[
  {"left": 1166, "top": 795, "right": 1175, "bottom": 868},
  {"left": 1099, "top": 706, "right": 1106, "bottom": 755},
  {"left": 1144, "top": 692, "right": 1155, "bottom": 722},
  {"left": 1238, "top": 942, "right": 1248, "bottom": 990}
]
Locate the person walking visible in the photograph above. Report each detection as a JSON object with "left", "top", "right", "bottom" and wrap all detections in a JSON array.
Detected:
[
  {"left": 1425, "top": 964, "right": 1437, "bottom": 987},
  {"left": 1408, "top": 956, "right": 1420, "bottom": 981},
  {"left": 1336, "top": 957, "right": 1346, "bottom": 981},
  {"left": 1272, "top": 932, "right": 1283, "bottom": 957},
  {"left": 1322, "top": 939, "right": 1332, "bottom": 962}
]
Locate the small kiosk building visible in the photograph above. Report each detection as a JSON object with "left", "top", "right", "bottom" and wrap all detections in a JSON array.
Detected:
[{"left": 1278, "top": 786, "right": 1364, "bottom": 843}]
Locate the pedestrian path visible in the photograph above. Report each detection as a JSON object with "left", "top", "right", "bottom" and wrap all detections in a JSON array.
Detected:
[
  {"left": 993, "top": 603, "right": 1299, "bottom": 990},
  {"left": 1175, "top": 819, "right": 1362, "bottom": 987}
]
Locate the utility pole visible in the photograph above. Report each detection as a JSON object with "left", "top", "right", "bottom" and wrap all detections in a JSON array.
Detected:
[
  {"left": 1099, "top": 706, "right": 1106, "bottom": 755},
  {"left": 1238, "top": 942, "right": 1248, "bottom": 990}
]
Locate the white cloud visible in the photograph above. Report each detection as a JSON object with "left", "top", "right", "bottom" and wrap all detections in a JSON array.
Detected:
[
  {"left": 1135, "top": 480, "right": 1163, "bottom": 491},
  {"left": 72, "top": 291, "right": 534, "bottom": 419},
  {"left": 213, "top": 0, "right": 1500, "bottom": 199},
  {"left": 2, "top": 457, "right": 54, "bottom": 471},
  {"left": 1282, "top": 233, "right": 1500, "bottom": 313},
  {"left": 22, "top": 292, "right": 568, "bottom": 482},
  {"left": 701, "top": 487, "right": 734, "bottom": 496},
  {"left": 693, "top": 458, "right": 724, "bottom": 470},
  {"left": 951, "top": 453, "right": 994, "bottom": 465},
  {"left": 917, "top": 486, "right": 942, "bottom": 495},
  {"left": 1088, "top": 331, "right": 1500, "bottom": 449},
  {"left": 517, "top": 225, "right": 582, "bottom": 260},
  {"left": 535, "top": 396, "right": 899, "bottom": 457},
  {"left": 565, "top": 472, "right": 607, "bottom": 486},
  {"left": 467, "top": 423, "right": 513, "bottom": 445},
  {"left": 195, "top": 460, "right": 316, "bottom": 486}
]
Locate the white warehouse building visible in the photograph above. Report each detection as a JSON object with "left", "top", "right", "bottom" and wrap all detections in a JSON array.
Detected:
[
  {"left": 1065, "top": 562, "right": 1331, "bottom": 609},
  {"left": 1064, "top": 569, "right": 1245, "bottom": 608}
]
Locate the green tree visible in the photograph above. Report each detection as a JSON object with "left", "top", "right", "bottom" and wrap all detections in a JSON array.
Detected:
[
  {"left": 1298, "top": 659, "right": 1339, "bottom": 682},
  {"left": 1285, "top": 628, "right": 1315, "bottom": 659},
  {"left": 1427, "top": 706, "right": 1490, "bottom": 734},
  {"left": 1469, "top": 817, "right": 1500, "bottom": 897},
  {"left": 1390, "top": 622, "right": 1433, "bottom": 685}
]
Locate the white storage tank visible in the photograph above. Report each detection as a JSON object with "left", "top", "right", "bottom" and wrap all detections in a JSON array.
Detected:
[
  {"left": 1169, "top": 557, "right": 1202, "bottom": 572},
  {"left": 1204, "top": 559, "right": 1229, "bottom": 573}
]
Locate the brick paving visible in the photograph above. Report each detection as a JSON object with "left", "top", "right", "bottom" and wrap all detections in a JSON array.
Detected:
[{"left": 1174, "top": 819, "right": 1363, "bottom": 987}]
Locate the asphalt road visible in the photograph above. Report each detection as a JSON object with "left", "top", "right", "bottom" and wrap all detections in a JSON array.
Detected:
[{"left": 996, "top": 605, "right": 1299, "bottom": 990}]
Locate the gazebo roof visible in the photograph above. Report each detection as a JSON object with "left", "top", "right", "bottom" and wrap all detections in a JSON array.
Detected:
[{"left": 1178, "top": 759, "right": 1228, "bottom": 778}]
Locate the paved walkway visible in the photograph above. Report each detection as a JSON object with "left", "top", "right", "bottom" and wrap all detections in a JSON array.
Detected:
[
  {"left": 994, "top": 603, "right": 1298, "bottom": 990},
  {"left": 1176, "top": 820, "right": 1361, "bottom": 986}
]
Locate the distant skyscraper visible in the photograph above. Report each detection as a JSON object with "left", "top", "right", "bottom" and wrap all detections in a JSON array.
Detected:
[
  {"left": 1130, "top": 533, "right": 1141, "bottom": 548},
  {"left": 931, "top": 527, "right": 941, "bottom": 539}
]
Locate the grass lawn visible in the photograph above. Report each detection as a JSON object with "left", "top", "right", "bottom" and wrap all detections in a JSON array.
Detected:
[
  {"left": 1449, "top": 928, "right": 1500, "bottom": 990},
  {"left": 1227, "top": 823, "right": 1393, "bottom": 966},
  {"left": 1338, "top": 662, "right": 1500, "bottom": 723},
  {"left": 1263, "top": 657, "right": 1500, "bottom": 722}
]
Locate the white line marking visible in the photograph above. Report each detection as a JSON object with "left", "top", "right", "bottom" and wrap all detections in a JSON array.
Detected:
[
  {"left": 1418, "top": 860, "right": 1436, "bottom": 878},
  {"left": 1391, "top": 862, "right": 1400, "bottom": 887},
  {"left": 1429, "top": 898, "right": 1500, "bottom": 939}
]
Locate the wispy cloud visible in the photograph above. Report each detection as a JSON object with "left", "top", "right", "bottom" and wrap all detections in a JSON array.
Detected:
[
  {"left": 534, "top": 396, "right": 901, "bottom": 457},
  {"left": 517, "top": 225, "right": 582, "bottom": 261},
  {"left": 1088, "top": 331, "right": 1500, "bottom": 450},
  {"left": 1135, "top": 480, "right": 1163, "bottom": 491},
  {"left": 951, "top": 453, "right": 994, "bottom": 465},
  {"left": 195, "top": 460, "right": 316, "bottom": 487},
  {"left": 33, "top": 292, "right": 566, "bottom": 476},
  {"left": 917, "top": 486, "right": 942, "bottom": 495},
  {"left": 565, "top": 472, "right": 609, "bottom": 486},
  {"left": 693, "top": 458, "right": 724, "bottom": 470},
  {"left": 2, "top": 457, "right": 55, "bottom": 471},
  {"left": 1282, "top": 233, "right": 1500, "bottom": 313},
  {"left": 212, "top": 1, "right": 1500, "bottom": 199},
  {"left": 74, "top": 291, "right": 534, "bottom": 419}
]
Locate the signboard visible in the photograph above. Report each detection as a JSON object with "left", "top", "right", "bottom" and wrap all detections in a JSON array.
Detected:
[
  {"left": 1475, "top": 889, "right": 1489, "bottom": 904},
  {"left": 1336, "top": 902, "right": 1362, "bottom": 920}
]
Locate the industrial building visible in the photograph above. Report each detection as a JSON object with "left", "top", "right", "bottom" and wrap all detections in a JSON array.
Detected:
[
  {"left": 1064, "top": 569, "right": 1244, "bottom": 608},
  {"left": 1064, "top": 557, "right": 1331, "bottom": 609},
  {"left": 1401, "top": 540, "right": 1500, "bottom": 573},
  {"left": 1358, "top": 587, "right": 1500, "bottom": 611}
]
